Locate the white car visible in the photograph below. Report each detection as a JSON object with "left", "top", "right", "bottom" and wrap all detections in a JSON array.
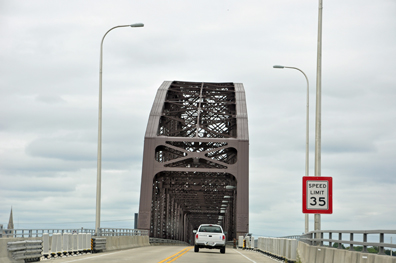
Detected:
[{"left": 193, "top": 224, "right": 226, "bottom": 254}]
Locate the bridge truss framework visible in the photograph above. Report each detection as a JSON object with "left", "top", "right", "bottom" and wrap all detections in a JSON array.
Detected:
[{"left": 138, "top": 81, "right": 249, "bottom": 243}]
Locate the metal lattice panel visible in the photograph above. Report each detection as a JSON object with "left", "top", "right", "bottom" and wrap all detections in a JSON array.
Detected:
[
  {"left": 155, "top": 146, "right": 186, "bottom": 162},
  {"left": 138, "top": 81, "right": 249, "bottom": 244},
  {"left": 166, "top": 141, "right": 229, "bottom": 152},
  {"left": 151, "top": 172, "right": 236, "bottom": 239},
  {"left": 158, "top": 81, "right": 237, "bottom": 138},
  {"left": 163, "top": 158, "right": 227, "bottom": 169},
  {"left": 205, "top": 147, "right": 237, "bottom": 164}
]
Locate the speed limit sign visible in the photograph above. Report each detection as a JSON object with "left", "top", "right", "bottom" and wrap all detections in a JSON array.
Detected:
[{"left": 302, "top": 176, "right": 333, "bottom": 214}]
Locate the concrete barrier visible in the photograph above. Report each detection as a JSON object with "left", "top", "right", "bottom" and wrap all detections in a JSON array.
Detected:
[
  {"left": 290, "top": 238, "right": 298, "bottom": 260},
  {"left": 1, "top": 234, "right": 150, "bottom": 262},
  {"left": 105, "top": 235, "right": 149, "bottom": 251},
  {"left": 374, "top": 255, "right": 396, "bottom": 263},
  {"left": 323, "top": 247, "right": 334, "bottom": 263},
  {"left": 315, "top": 247, "right": 326, "bottom": 263},
  {"left": 297, "top": 241, "right": 396, "bottom": 263},
  {"left": 256, "top": 237, "right": 298, "bottom": 262},
  {"left": 307, "top": 245, "right": 317, "bottom": 263},
  {"left": 333, "top": 248, "right": 346, "bottom": 263}
]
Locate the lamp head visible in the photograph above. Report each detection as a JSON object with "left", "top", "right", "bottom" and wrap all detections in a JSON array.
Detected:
[
  {"left": 273, "top": 65, "right": 285, "bottom": 69},
  {"left": 130, "top": 23, "right": 144, "bottom": 27}
]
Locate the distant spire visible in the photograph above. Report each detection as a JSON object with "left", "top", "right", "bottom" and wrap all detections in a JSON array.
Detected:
[{"left": 8, "top": 207, "right": 14, "bottom": 230}]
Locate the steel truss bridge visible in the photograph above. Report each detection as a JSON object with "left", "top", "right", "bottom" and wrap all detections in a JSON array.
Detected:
[{"left": 138, "top": 81, "right": 249, "bottom": 243}]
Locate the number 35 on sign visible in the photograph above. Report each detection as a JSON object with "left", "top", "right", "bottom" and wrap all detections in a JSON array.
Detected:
[{"left": 302, "top": 176, "right": 333, "bottom": 214}]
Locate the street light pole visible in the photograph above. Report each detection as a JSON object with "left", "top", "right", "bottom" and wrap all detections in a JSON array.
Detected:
[
  {"left": 314, "top": 0, "right": 323, "bottom": 232},
  {"left": 96, "top": 23, "right": 144, "bottom": 235},
  {"left": 273, "top": 65, "right": 310, "bottom": 233}
]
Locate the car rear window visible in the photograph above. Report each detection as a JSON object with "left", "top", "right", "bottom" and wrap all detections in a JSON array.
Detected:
[{"left": 198, "top": 226, "right": 222, "bottom": 233}]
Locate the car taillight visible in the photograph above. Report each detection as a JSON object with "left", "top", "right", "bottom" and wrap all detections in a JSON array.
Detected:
[
  {"left": 196, "top": 234, "right": 199, "bottom": 239},
  {"left": 222, "top": 235, "right": 225, "bottom": 240}
]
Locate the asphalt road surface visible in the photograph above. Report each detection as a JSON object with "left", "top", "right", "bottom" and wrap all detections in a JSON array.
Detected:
[{"left": 50, "top": 246, "right": 281, "bottom": 263}]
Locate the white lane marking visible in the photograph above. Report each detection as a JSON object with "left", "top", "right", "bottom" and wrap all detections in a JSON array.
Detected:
[{"left": 233, "top": 249, "right": 257, "bottom": 263}]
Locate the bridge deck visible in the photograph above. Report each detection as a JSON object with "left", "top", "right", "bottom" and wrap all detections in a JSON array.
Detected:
[{"left": 51, "top": 246, "right": 279, "bottom": 263}]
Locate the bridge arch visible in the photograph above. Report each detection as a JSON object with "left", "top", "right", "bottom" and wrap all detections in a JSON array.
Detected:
[{"left": 138, "top": 81, "right": 249, "bottom": 243}]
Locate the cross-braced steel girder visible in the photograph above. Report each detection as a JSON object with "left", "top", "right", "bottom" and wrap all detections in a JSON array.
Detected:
[{"left": 138, "top": 81, "right": 249, "bottom": 244}]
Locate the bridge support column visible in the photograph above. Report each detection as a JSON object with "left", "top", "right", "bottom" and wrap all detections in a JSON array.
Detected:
[
  {"left": 171, "top": 198, "right": 175, "bottom": 239},
  {"left": 166, "top": 192, "right": 170, "bottom": 239},
  {"left": 183, "top": 213, "right": 187, "bottom": 243}
]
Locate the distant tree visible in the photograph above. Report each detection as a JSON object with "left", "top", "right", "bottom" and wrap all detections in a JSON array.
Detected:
[
  {"left": 353, "top": 246, "right": 363, "bottom": 252},
  {"left": 367, "top": 246, "right": 379, "bottom": 254},
  {"left": 332, "top": 243, "right": 345, "bottom": 249},
  {"left": 346, "top": 246, "right": 393, "bottom": 255}
]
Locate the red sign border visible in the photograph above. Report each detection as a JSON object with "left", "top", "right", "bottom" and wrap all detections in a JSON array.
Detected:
[{"left": 302, "top": 176, "right": 333, "bottom": 214}]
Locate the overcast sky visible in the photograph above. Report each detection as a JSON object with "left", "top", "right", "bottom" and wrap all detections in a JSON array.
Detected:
[{"left": 1, "top": 0, "right": 395, "bottom": 239}]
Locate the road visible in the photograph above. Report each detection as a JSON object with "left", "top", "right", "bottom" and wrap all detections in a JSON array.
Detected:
[{"left": 51, "top": 246, "right": 281, "bottom": 263}]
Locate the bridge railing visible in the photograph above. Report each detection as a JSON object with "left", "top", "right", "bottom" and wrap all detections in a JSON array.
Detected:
[
  {"left": 2, "top": 228, "right": 149, "bottom": 238},
  {"left": 300, "top": 230, "right": 396, "bottom": 255},
  {"left": 2, "top": 228, "right": 95, "bottom": 238},
  {"left": 280, "top": 235, "right": 301, "bottom": 240},
  {"left": 97, "top": 228, "right": 148, "bottom": 236},
  {"left": 149, "top": 237, "right": 189, "bottom": 245}
]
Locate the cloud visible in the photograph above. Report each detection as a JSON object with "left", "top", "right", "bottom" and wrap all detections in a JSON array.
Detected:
[
  {"left": 26, "top": 137, "right": 95, "bottom": 161},
  {"left": 35, "top": 95, "right": 66, "bottom": 104},
  {"left": 0, "top": 0, "right": 395, "bottom": 237}
]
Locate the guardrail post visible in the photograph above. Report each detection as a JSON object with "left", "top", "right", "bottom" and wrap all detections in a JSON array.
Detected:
[
  {"left": 320, "top": 232, "right": 324, "bottom": 246},
  {"left": 362, "top": 233, "right": 368, "bottom": 253},
  {"left": 338, "top": 233, "right": 342, "bottom": 249},
  {"left": 313, "top": 232, "right": 317, "bottom": 246},
  {"left": 349, "top": 233, "right": 354, "bottom": 251},
  {"left": 378, "top": 232, "right": 385, "bottom": 255},
  {"left": 329, "top": 232, "right": 332, "bottom": 247}
]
